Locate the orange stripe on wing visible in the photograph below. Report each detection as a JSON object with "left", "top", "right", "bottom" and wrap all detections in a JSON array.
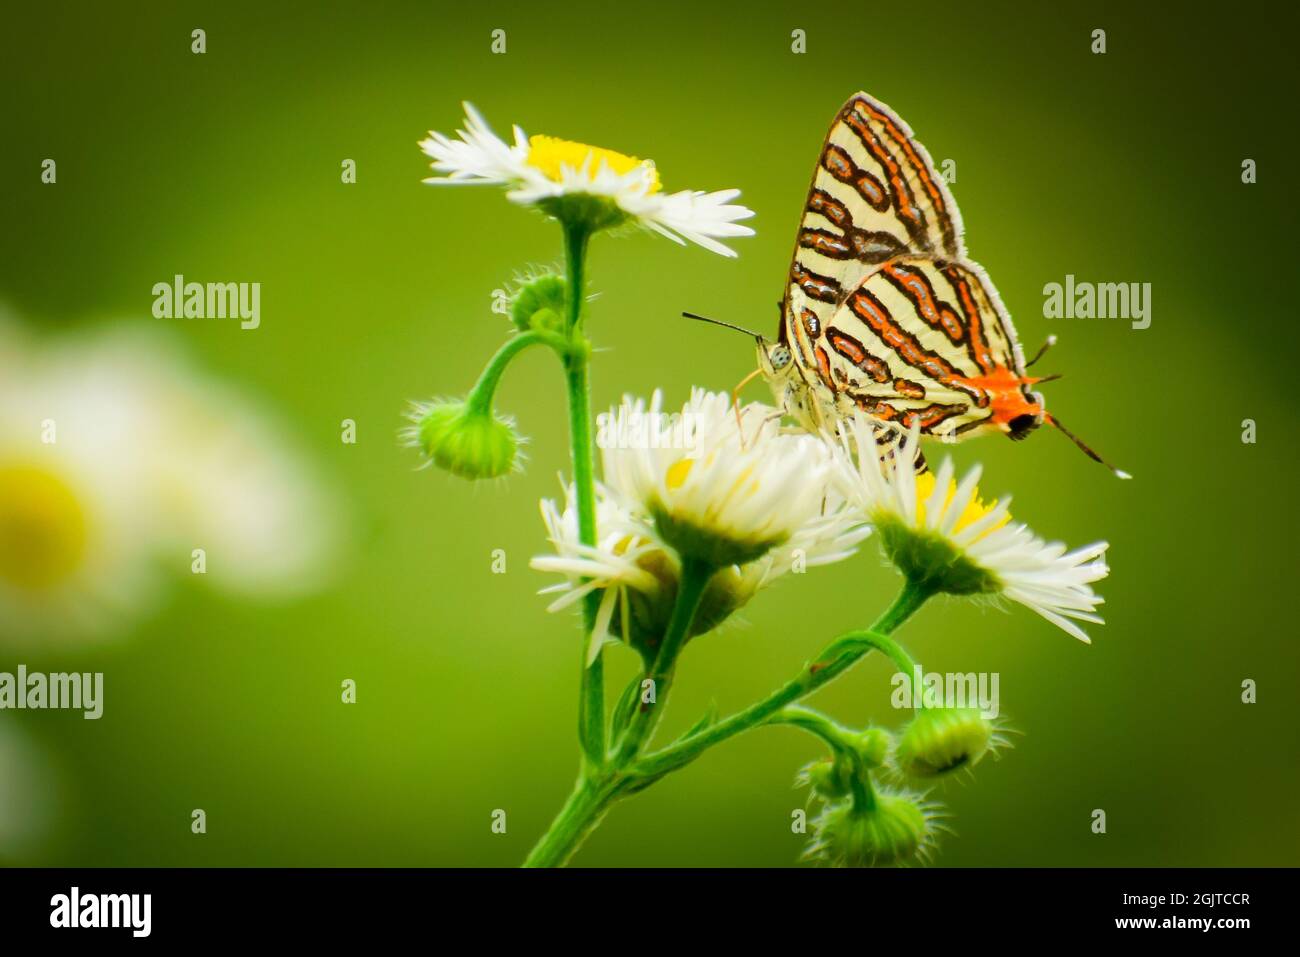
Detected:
[
  {"left": 822, "top": 144, "right": 890, "bottom": 211},
  {"left": 791, "top": 262, "right": 840, "bottom": 303},
  {"left": 841, "top": 107, "right": 927, "bottom": 249},
  {"left": 826, "top": 327, "right": 890, "bottom": 383},
  {"left": 855, "top": 98, "right": 956, "bottom": 255},
  {"left": 814, "top": 345, "right": 836, "bottom": 391},
  {"left": 942, "top": 265, "right": 996, "bottom": 375},
  {"left": 847, "top": 288, "right": 987, "bottom": 407},
  {"left": 882, "top": 261, "right": 965, "bottom": 344}
]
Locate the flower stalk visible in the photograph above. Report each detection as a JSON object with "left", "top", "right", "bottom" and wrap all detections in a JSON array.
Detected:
[
  {"left": 614, "top": 555, "right": 717, "bottom": 763},
  {"left": 466, "top": 329, "right": 564, "bottom": 415},
  {"left": 558, "top": 220, "right": 607, "bottom": 769},
  {"left": 630, "top": 580, "right": 933, "bottom": 782},
  {"left": 522, "top": 579, "right": 934, "bottom": 866}
]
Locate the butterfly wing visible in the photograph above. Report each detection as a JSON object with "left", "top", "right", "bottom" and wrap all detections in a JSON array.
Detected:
[
  {"left": 783, "top": 91, "right": 964, "bottom": 351},
  {"left": 816, "top": 255, "right": 1035, "bottom": 441}
]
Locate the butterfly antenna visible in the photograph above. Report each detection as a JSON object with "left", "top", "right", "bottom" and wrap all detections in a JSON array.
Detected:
[
  {"left": 1045, "top": 414, "right": 1131, "bottom": 479},
  {"left": 682, "top": 311, "right": 764, "bottom": 339},
  {"left": 1034, "top": 373, "right": 1064, "bottom": 384},
  {"left": 1025, "top": 335, "right": 1058, "bottom": 368}
]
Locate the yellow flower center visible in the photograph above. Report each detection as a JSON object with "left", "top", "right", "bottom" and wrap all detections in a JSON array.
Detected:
[
  {"left": 0, "top": 464, "right": 89, "bottom": 590},
  {"left": 526, "top": 135, "right": 661, "bottom": 192},
  {"left": 915, "top": 471, "right": 1010, "bottom": 540}
]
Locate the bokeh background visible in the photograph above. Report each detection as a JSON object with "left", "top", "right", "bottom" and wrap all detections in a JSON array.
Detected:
[{"left": 2, "top": 0, "right": 1297, "bottom": 867}]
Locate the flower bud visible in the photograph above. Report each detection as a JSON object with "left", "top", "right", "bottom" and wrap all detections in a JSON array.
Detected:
[
  {"left": 895, "top": 707, "right": 995, "bottom": 778},
  {"left": 795, "top": 757, "right": 853, "bottom": 801},
  {"left": 852, "top": 728, "right": 892, "bottom": 769},
  {"left": 404, "top": 398, "right": 522, "bottom": 480},
  {"left": 508, "top": 274, "right": 567, "bottom": 334},
  {"left": 804, "top": 790, "right": 941, "bottom": 867}
]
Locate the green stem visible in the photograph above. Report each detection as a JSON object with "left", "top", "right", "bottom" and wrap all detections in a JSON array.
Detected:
[
  {"left": 615, "top": 556, "right": 715, "bottom": 762},
  {"left": 563, "top": 221, "right": 589, "bottom": 336},
  {"left": 521, "top": 775, "right": 619, "bottom": 868},
  {"left": 768, "top": 706, "right": 876, "bottom": 812},
  {"left": 523, "top": 579, "right": 931, "bottom": 866},
  {"left": 523, "top": 557, "right": 714, "bottom": 866},
  {"left": 631, "top": 579, "right": 933, "bottom": 781},
  {"left": 464, "top": 330, "right": 564, "bottom": 416},
  {"left": 848, "top": 630, "right": 918, "bottom": 679},
  {"left": 766, "top": 705, "right": 853, "bottom": 748},
  {"left": 559, "top": 220, "right": 605, "bottom": 769}
]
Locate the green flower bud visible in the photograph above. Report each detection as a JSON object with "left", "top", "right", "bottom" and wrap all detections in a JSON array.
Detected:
[
  {"left": 895, "top": 707, "right": 996, "bottom": 778},
  {"left": 403, "top": 398, "right": 522, "bottom": 480},
  {"left": 795, "top": 757, "right": 853, "bottom": 801},
  {"left": 852, "top": 728, "right": 892, "bottom": 769},
  {"left": 804, "top": 790, "right": 942, "bottom": 867},
  {"left": 508, "top": 274, "right": 567, "bottom": 334}
]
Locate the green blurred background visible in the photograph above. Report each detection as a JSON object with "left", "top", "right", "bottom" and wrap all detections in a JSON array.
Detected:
[{"left": 2, "top": 0, "right": 1297, "bottom": 867}]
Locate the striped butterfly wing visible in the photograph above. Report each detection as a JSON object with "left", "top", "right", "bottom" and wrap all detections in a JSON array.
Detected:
[
  {"left": 818, "top": 255, "right": 1032, "bottom": 440},
  {"left": 776, "top": 92, "right": 1035, "bottom": 446},
  {"left": 784, "top": 91, "right": 964, "bottom": 352}
]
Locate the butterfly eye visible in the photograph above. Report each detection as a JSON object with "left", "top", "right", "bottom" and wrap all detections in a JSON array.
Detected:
[{"left": 769, "top": 345, "right": 792, "bottom": 370}]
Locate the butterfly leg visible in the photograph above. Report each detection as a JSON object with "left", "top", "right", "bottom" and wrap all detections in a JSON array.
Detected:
[{"left": 730, "top": 367, "right": 762, "bottom": 446}]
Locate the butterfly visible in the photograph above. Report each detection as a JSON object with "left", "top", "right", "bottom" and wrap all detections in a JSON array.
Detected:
[{"left": 694, "top": 92, "right": 1125, "bottom": 476}]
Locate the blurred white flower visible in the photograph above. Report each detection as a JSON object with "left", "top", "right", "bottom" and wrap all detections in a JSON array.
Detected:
[
  {"left": 419, "top": 104, "right": 756, "bottom": 256},
  {"left": 0, "top": 315, "right": 336, "bottom": 644},
  {"left": 833, "top": 415, "right": 1109, "bottom": 642}
]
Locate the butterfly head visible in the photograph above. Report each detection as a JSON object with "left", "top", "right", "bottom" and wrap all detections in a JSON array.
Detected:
[
  {"left": 756, "top": 338, "right": 795, "bottom": 379},
  {"left": 1005, "top": 393, "right": 1045, "bottom": 442}
]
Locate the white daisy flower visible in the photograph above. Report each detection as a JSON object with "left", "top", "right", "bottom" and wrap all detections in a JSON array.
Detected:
[
  {"left": 0, "top": 316, "right": 336, "bottom": 644},
  {"left": 603, "top": 388, "right": 860, "bottom": 568},
  {"left": 833, "top": 415, "right": 1109, "bottom": 643},
  {"left": 532, "top": 481, "right": 665, "bottom": 665},
  {"left": 532, "top": 389, "right": 869, "bottom": 662},
  {"left": 419, "top": 104, "right": 756, "bottom": 256}
]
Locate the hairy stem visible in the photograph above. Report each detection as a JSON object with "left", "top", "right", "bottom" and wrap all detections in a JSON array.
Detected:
[
  {"left": 464, "top": 330, "right": 565, "bottom": 416},
  {"left": 521, "top": 775, "right": 619, "bottom": 868},
  {"left": 525, "top": 579, "right": 932, "bottom": 865},
  {"left": 559, "top": 221, "right": 605, "bottom": 769},
  {"left": 525, "top": 555, "right": 714, "bottom": 866},
  {"left": 614, "top": 556, "right": 715, "bottom": 763},
  {"left": 768, "top": 706, "right": 876, "bottom": 812},
  {"left": 631, "top": 580, "right": 932, "bottom": 781}
]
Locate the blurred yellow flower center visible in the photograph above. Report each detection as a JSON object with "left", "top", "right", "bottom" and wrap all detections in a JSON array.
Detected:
[
  {"left": 0, "top": 465, "right": 88, "bottom": 590},
  {"left": 527, "top": 135, "right": 661, "bottom": 192},
  {"left": 915, "top": 471, "right": 1010, "bottom": 540}
]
